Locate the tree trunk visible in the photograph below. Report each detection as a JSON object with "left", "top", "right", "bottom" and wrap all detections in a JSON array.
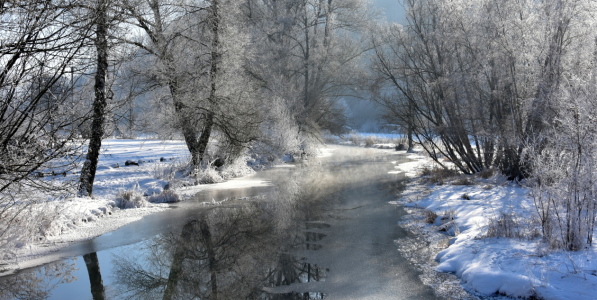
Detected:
[
  {"left": 170, "top": 85, "right": 202, "bottom": 167},
  {"left": 407, "top": 125, "right": 414, "bottom": 152},
  {"left": 407, "top": 99, "right": 415, "bottom": 152},
  {"left": 79, "top": 0, "right": 109, "bottom": 197},
  {"left": 192, "top": 0, "right": 220, "bottom": 167},
  {"left": 196, "top": 113, "right": 214, "bottom": 165},
  {"left": 302, "top": 1, "right": 310, "bottom": 112}
]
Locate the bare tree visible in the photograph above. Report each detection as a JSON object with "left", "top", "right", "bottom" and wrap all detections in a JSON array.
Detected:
[
  {"left": 370, "top": 0, "right": 488, "bottom": 174},
  {"left": 371, "top": 0, "right": 597, "bottom": 251},
  {"left": 244, "top": 0, "right": 372, "bottom": 144},
  {"left": 369, "top": 0, "right": 579, "bottom": 177},
  {"left": 0, "top": 0, "right": 92, "bottom": 245},
  {"left": 527, "top": 1, "right": 597, "bottom": 249},
  {"left": 529, "top": 82, "right": 597, "bottom": 250},
  {"left": 119, "top": 0, "right": 262, "bottom": 168}
]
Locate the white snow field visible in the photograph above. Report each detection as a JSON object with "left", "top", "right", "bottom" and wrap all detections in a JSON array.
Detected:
[{"left": 394, "top": 150, "right": 597, "bottom": 300}]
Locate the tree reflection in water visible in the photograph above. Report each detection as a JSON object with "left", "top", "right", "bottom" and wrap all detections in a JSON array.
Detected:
[
  {"left": 83, "top": 252, "right": 105, "bottom": 300},
  {"left": 113, "top": 206, "right": 326, "bottom": 299},
  {"left": 0, "top": 260, "right": 76, "bottom": 299},
  {"left": 113, "top": 167, "right": 333, "bottom": 299}
]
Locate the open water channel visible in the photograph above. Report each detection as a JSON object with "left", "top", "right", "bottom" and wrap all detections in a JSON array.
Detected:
[{"left": 0, "top": 145, "right": 436, "bottom": 299}]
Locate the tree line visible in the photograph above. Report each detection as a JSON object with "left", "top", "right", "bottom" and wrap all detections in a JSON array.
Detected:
[
  {"left": 0, "top": 0, "right": 371, "bottom": 246},
  {"left": 2, "top": 0, "right": 597, "bottom": 251},
  {"left": 370, "top": 0, "right": 597, "bottom": 251}
]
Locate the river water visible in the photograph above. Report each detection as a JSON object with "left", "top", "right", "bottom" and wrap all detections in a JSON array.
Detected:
[{"left": 0, "top": 145, "right": 436, "bottom": 299}]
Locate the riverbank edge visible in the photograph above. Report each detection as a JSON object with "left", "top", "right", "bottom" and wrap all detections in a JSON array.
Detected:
[
  {"left": 390, "top": 147, "right": 597, "bottom": 300},
  {"left": 0, "top": 136, "right": 321, "bottom": 276},
  {"left": 0, "top": 168, "right": 276, "bottom": 277},
  {"left": 393, "top": 177, "right": 483, "bottom": 300}
]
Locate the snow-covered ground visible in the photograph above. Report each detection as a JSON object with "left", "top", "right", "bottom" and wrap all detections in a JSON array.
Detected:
[
  {"left": 88, "top": 139, "right": 188, "bottom": 198},
  {"left": 394, "top": 150, "right": 597, "bottom": 299},
  {"left": 326, "top": 131, "right": 404, "bottom": 149},
  {"left": 353, "top": 132, "right": 402, "bottom": 139},
  {"left": 1, "top": 139, "right": 271, "bottom": 275}
]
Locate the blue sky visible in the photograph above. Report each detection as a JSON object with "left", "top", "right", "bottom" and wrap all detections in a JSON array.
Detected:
[{"left": 372, "top": 0, "right": 406, "bottom": 23}]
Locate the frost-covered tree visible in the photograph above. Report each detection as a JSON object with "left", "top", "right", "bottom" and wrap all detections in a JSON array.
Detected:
[
  {"left": 527, "top": 0, "right": 597, "bottom": 250},
  {"left": 372, "top": 0, "right": 597, "bottom": 250},
  {"left": 529, "top": 86, "right": 597, "bottom": 250},
  {"left": 371, "top": 0, "right": 496, "bottom": 174},
  {"left": 120, "top": 0, "right": 262, "bottom": 168},
  {"left": 370, "top": 0, "right": 591, "bottom": 178},
  {"left": 0, "top": 0, "right": 91, "bottom": 245},
  {"left": 244, "top": 0, "right": 372, "bottom": 146}
]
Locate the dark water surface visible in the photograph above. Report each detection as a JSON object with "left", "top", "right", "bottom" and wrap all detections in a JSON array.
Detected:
[{"left": 0, "top": 146, "right": 436, "bottom": 299}]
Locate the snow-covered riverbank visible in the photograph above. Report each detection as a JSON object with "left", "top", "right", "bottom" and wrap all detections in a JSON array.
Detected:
[
  {"left": 0, "top": 139, "right": 272, "bottom": 275},
  {"left": 394, "top": 151, "right": 597, "bottom": 300}
]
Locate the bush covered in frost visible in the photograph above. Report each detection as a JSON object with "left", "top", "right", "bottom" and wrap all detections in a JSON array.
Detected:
[
  {"left": 194, "top": 166, "right": 224, "bottom": 184},
  {"left": 148, "top": 190, "right": 180, "bottom": 203},
  {"left": 115, "top": 190, "right": 147, "bottom": 209},
  {"left": 220, "top": 156, "right": 255, "bottom": 180}
]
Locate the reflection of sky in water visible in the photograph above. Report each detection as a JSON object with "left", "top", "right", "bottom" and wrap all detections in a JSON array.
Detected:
[
  {"left": 0, "top": 243, "right": 139, "bottom": 299},
  {"left": 47, "top": 258, "right": 89, "bottom": 299},
  {"left": 47, "top": 243, "right": 140, "bottom": 299}
]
